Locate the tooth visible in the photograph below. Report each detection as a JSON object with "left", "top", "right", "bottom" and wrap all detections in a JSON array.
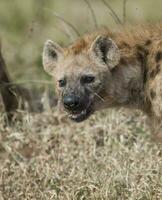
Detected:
[{"left": 81, "top": 110, "right": 86, "bottom": 115}]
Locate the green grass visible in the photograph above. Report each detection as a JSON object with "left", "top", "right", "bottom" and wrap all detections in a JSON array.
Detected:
[{"left": 0, "top": 0, "right": 162, "bottom": 199}]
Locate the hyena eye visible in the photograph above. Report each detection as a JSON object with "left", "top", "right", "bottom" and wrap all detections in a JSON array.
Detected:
[
  {"left": 81, "top": 75, "right": 95, "bottom": 84},
  {"left": 58, "top": 79, "right": 66, "bottom": 87}
]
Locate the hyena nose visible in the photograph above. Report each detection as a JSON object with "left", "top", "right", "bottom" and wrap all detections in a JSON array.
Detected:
[{"left": 63, "top": 95, "right": 80, "bottom": 110}]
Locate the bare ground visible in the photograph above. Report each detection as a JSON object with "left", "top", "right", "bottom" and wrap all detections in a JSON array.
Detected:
[{"left": 0, "top": 108, "right": 162, "bottom": 200}]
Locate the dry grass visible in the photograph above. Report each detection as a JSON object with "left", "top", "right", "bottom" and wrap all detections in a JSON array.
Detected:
[{"left": 0, "top": 108, "right": 162, "bottom": 200}]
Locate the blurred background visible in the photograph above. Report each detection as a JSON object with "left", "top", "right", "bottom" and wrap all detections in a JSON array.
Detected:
[{"left": 0, "top": 0, "right": 162, "bottom": 89}]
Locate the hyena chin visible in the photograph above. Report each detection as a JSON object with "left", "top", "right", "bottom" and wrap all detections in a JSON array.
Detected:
[{"left": 43, "top": 24, "right": 162, "bottom": 138}]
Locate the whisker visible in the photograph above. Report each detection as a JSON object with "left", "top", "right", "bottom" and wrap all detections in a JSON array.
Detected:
[{"left": 94, "top": 93, "right": 105, "bottom": 102}]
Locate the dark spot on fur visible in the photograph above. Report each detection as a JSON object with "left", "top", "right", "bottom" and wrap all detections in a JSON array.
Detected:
[
  {"left": 157, "top": 64, "right": 161, "bottom": 72},
  {"left": 136, "top": 45, "right": 149, "bottom": 56},
  {"left": 145, "top": 39, "right": 152, "bottom": 46},
  {"left": 150, "top": 89, "right": 156, "bottom": 99},
  {"left": 143, "top": 69, "right": 148, "bottom": 84},
  {"left": 120, "top": 57, "right": 127, "bottom": 65},
  {"left": 155, "top": 51, "right": 162, "bottom": 63},
  {"left": 136, "top": 46, "right": 148, "bottom": 84},
  {"left": 150, "top": 70, "right": 155, "bottom": 78},
  {"left": 150, "top": 64, "right": 161, "bottom": 78},
  {"left": 136, "top": 52, "right": 143, "bottom": 62}
]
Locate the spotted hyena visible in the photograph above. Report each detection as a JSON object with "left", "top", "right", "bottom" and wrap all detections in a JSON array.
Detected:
[{"left": 43, "top": 24, "right": 162, "bottom": 136}]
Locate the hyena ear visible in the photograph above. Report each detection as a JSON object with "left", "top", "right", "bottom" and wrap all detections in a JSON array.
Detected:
[
  {"left": 90, "top": 35, "right": 120, "bottom": 69},
  {"left": 42, "top": 40, "right": 63, "bottom": 75}
]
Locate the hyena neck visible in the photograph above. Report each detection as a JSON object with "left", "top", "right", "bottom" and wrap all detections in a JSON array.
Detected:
[{"left": 108, "top": 57, "right": 145, "bottom": 110}]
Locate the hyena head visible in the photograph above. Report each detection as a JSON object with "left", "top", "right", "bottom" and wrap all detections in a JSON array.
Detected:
[{"left": 42, "top": 35, "right": 120, "bottom": 122}]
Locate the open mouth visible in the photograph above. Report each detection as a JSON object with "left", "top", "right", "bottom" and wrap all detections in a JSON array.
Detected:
[{"left": 68, "top": 103, "right": 93, "bottom": 123}]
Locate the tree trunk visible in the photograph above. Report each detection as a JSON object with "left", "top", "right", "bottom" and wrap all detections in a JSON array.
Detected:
[
  {"left": 0, "top": 46, "right": 58, "bottom": 122},
  {"left": 0, "top": 47, "right": 19, "bottom": 121}
]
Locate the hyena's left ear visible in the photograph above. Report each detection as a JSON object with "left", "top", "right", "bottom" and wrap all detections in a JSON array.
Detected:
[
  {"left": 90, "top": 35, "right": 120, "bottom": 69},
  {"left": 43, "top": 40, "right": 63, "bottom": 76}
]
